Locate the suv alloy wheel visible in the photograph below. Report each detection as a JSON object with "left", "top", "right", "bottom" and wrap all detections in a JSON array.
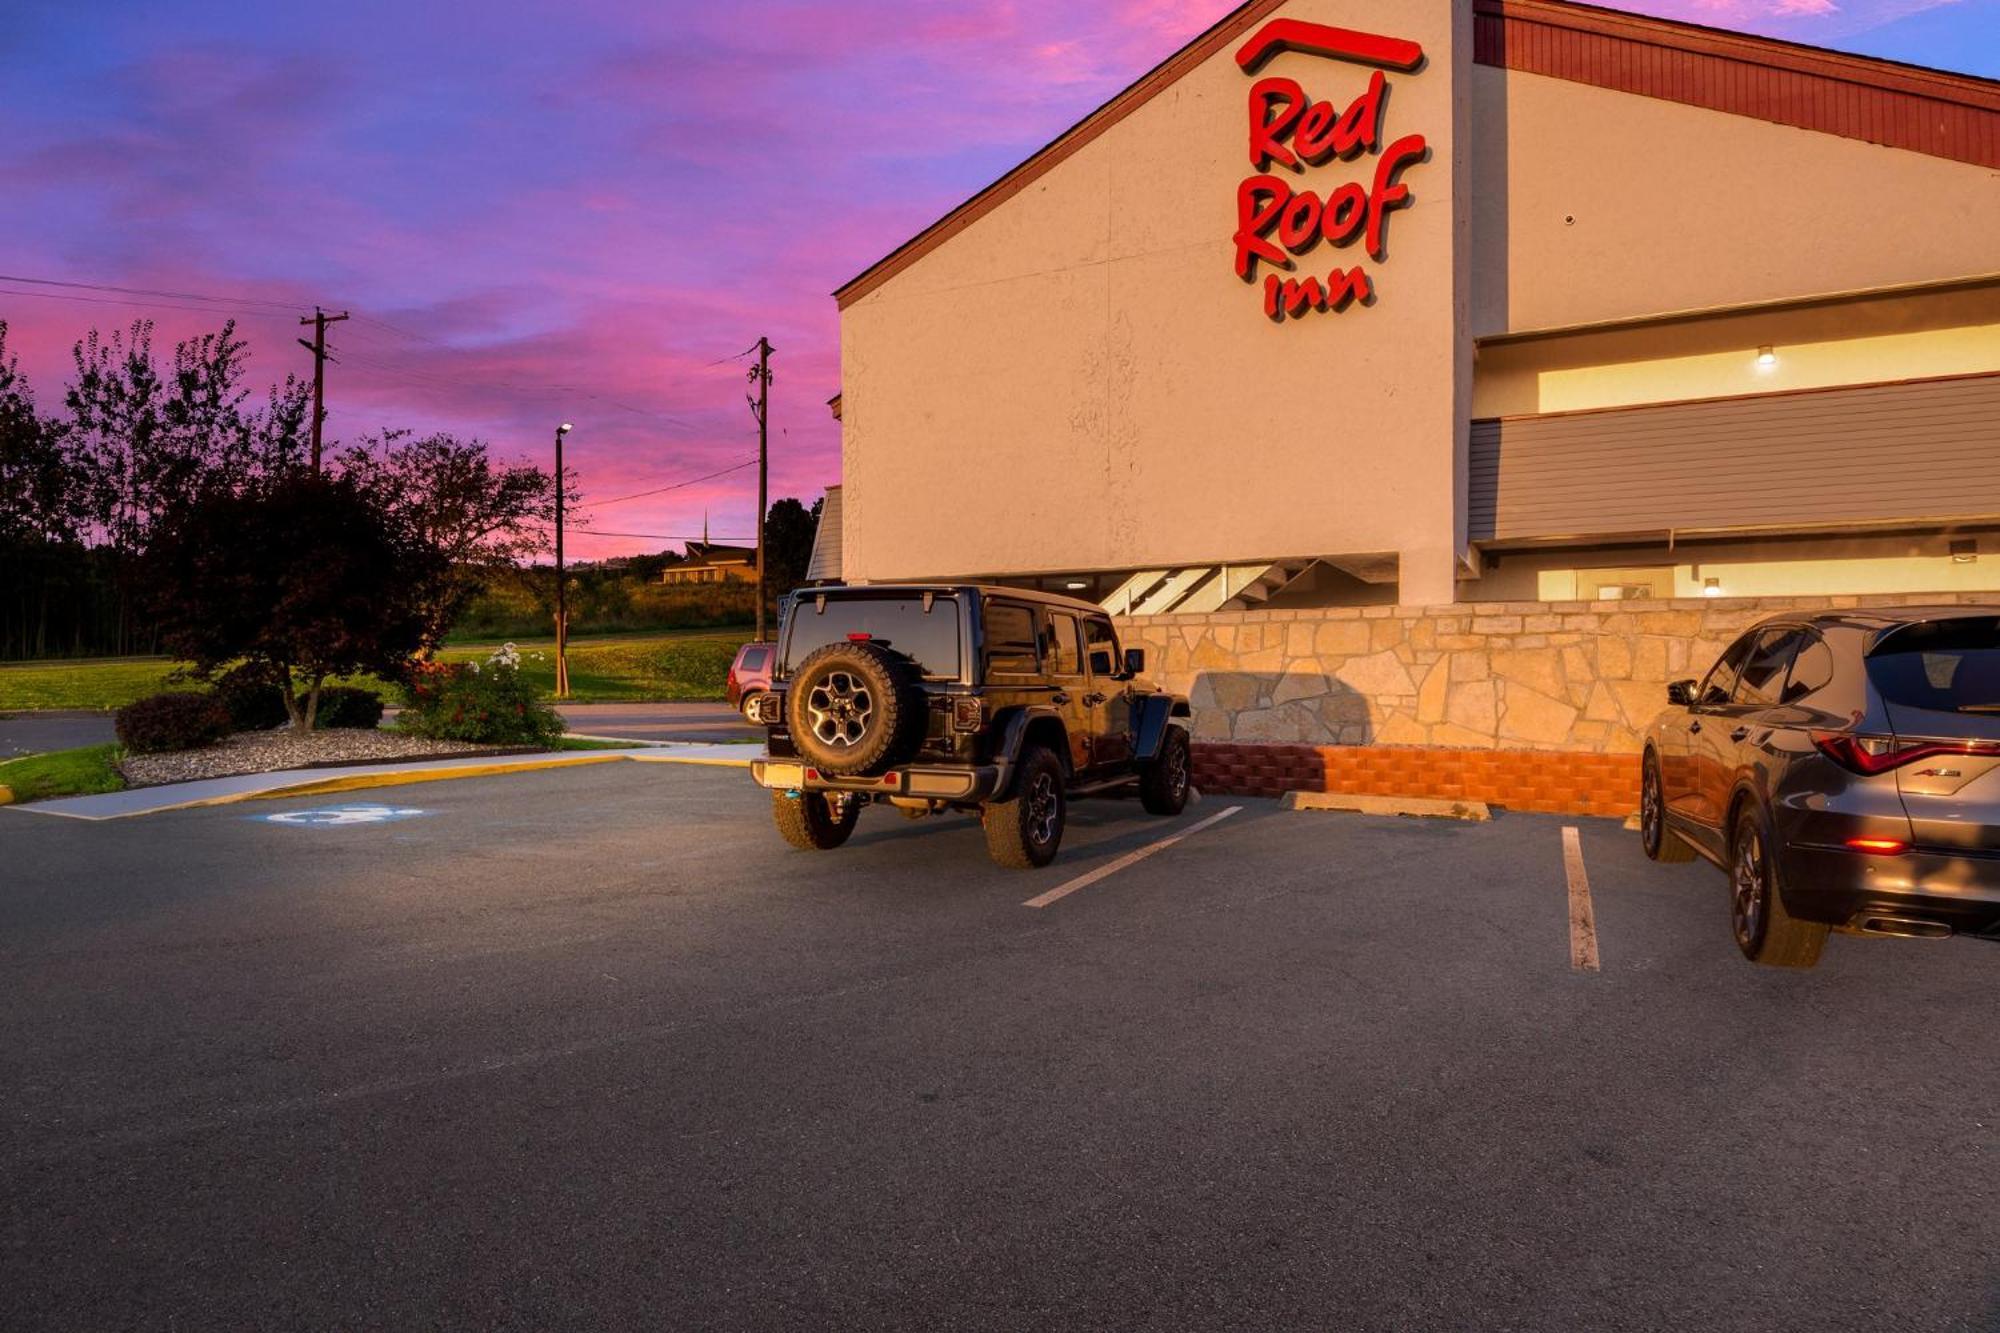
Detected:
[
  {"left": 772, "top": 790, "right": 862, "bottom": 851},
  {"left": 1139, "top": 725, "right": 1191, "bottom": 816},
  {"left": 983, "top": 745, "right": 1066, "bottom": 869},
  {"left": 785, "top": 640, "right": 924, "bottom": 776},
  {"left": 1640, "top": 752, "right": 1694, "bottom": 862},
  {"left": 1729, "top": 801, "right": 1827, "bottom": 968}
]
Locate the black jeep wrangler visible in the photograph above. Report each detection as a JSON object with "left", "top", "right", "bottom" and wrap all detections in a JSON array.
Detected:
[{"left": 747, "top": 584, "right": 1194, "bottom": 868}]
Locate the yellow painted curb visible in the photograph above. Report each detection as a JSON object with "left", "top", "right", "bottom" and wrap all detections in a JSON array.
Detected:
[
  {"left": 238, "top": 753, "right": 630, "bottom": 804},
  {"left": 1280, "top": 791, "right": 1491, "bottom": 821}
]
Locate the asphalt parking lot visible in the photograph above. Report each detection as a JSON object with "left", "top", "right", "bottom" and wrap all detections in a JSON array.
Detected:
[{"left": 4, "top": 763, "right": 1995, "bottom": 1330}]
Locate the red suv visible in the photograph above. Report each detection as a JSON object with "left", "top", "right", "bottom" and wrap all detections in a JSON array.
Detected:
[{"left": 726, "top": 642, "right": 775, "bottom": 721}]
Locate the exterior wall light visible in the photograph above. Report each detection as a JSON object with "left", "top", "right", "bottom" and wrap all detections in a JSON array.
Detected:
[
  {"left": 1702, "top": 576, "right": 1723, "bottom": 597},
  {"left": 1951, "top": 539, "right": 1977, "bottom": 564},
  {"left": 1755, "top": 346, "right": 1777, "bottom": 367}
]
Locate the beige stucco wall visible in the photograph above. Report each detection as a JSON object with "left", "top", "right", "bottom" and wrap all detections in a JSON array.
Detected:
[
  {"left": 842, "top": 0, "right": 1473, "bottom": 605},
  {"left": 1471, "top": 66, "right": 2000, "bottom": 336}
]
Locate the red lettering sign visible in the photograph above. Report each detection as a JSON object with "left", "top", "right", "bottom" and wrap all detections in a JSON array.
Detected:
[{"left": 1230, "top": 20, "right": 1429, "bottom": 323}]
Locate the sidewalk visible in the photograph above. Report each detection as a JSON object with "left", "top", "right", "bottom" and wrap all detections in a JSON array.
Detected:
[{"left": 6, "top": 743, "right": 758, "bottom": 821}]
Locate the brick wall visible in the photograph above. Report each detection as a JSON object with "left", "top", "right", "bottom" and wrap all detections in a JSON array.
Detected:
[{"left": 1192, "top": 742, "right": 1638, "bottom": 816}]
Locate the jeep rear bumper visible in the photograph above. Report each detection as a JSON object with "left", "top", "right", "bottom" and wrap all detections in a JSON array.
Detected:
[{"left": 751, "top": 758, "right": 1003, "bottom": 803}]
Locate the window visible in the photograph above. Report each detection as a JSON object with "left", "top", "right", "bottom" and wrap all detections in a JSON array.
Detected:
[
  {"left": 1866, "top": 616, "right": 2000, "bottom": 715},
  {"left": 983, "top": 602, "right": 1040, "bottom": 676},
  {"left": 1782, "top": 633, "right": 1834, "bottom": 703},
  {"left": 1733, "top": 629, "right": 1802, "bottom": 707},
  {"left": 1084, "top": 617, "right": 1119, "bottom": 675},
  {"left": 1045, "top": 612, "right": 1083, "bottom": 677},
  {"left": 1698, "top": 633, "right": 1756, "bottom": 706},
  {"left": 741, "top": 646, "right": 770, "bottom": 671},
  {"left": 783, "top": 594, "right": 962, "bottom": 680}
]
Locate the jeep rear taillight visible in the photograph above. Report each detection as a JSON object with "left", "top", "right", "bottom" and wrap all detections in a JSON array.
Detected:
[{"left": 951, "top": 697, "right": 983, "bottom": 732}]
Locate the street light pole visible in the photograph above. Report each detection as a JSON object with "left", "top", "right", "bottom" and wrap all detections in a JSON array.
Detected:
[{"left": 554, "top": 422, "right": 572, "bottom": 700}]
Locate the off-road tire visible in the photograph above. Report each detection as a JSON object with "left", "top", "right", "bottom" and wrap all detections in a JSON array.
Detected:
[
  {"left": 785, "top": 640, "right": 925, "bottom": 776},
  {"left": 772, "top": 790, "right": 861, "bottom": 851},
  {"left": 1730, "top": 801, "right": 1827, "bottom": 968},
  {"left": 983, "top": 745, "right": 1066, "bottom": 869},
  {"left": 1640, "top": 752, "right": 1695, "bottom": 862},
  {"left": 1139, "top": 723, "right": 1192, "bottom": 816}
]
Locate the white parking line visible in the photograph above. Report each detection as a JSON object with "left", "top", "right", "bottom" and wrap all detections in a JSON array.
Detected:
[
  {"left": 1562, "top": 826, "right": 1600, "bottom": 973},
  {"left": 1022, "top": 806, "right": 1244, "bottom": 910}
]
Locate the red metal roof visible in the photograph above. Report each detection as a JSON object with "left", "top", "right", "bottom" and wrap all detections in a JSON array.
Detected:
[
  {"left": 835, "top": 0, "right": 2000, "bottom": 309},
  {"left": 1476, "top": 0, "right": 2000, "bottom": 170}
]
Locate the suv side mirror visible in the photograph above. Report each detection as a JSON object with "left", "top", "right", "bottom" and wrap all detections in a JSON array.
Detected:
[
  {"left": 1089, "top": 650, "right": 1115, "bottom": 676},
  {"left": 1123, "top": 647, "right": 1146, "bottom": 676},
  {"left": 1667, "top": 679, "right": 1697, "bottom": 706}
]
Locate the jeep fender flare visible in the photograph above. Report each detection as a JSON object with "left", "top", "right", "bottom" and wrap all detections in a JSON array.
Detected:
[
  {"left": 991, "top": 706, "right": 1069, "bottom": 798},
  {"left": 1132, "top": 694, "right": 1194, "bottom": 762}
]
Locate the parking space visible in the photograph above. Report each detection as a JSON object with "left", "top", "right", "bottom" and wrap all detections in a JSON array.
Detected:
[{"left": 4, "top": 762, "right": 1995, "bottom": 1329}]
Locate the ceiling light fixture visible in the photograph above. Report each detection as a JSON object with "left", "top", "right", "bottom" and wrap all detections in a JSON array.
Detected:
[{"left": 1755, "top": 346, "right": 1777, "bottom": 367}]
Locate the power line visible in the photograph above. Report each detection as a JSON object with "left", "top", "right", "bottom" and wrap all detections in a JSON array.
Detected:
[
  {"left": 0, "top": 273, "right": 300, "bottom": 312},
  {"left": 578, "top": 457, "right": 758, "bottom": 509},
  {"left": 524, "top": 516, "right": 755, "bottom": 540},
  {"left": 0, "top": 284, "right": 302, "bottom": 324}
]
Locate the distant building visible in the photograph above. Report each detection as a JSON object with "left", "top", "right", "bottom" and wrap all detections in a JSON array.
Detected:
[{"left": 660, "top": 541, "right": 756, "bottom": 585}]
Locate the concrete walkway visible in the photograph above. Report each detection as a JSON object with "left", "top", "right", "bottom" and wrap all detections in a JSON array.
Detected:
[{"left": 6, "top": 743, "right": 759, "bottom": 821}]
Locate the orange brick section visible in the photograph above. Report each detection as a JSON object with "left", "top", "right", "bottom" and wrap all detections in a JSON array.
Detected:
[{"left": 1191, "top": 743, "right": 1640, "bottom": 817}]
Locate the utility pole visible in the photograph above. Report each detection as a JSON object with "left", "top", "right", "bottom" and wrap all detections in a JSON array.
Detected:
[
  {"left": 747, "top": 337, "right": 773, "bottom": 641},
  {"left": 554, "top": 422, "right": 573, "bottom": 699},
  {"left": 297, "top": 307, "right": 350, "bottom": 474}
]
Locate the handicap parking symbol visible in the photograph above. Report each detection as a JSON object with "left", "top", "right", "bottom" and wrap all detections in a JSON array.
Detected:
[{"left": 261, "top": 804, "right": 430, "bottom": 827}]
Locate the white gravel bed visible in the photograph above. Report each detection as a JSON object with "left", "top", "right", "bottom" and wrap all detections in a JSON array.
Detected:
[{"left": 119, "top": 728, "right": 528, "bottom": 788}]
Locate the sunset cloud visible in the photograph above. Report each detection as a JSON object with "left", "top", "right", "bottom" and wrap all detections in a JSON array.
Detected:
[{"left": 1, "top": 0, "right": 1982, "bottom": 557}]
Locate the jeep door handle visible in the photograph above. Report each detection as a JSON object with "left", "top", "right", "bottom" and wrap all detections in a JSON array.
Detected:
[
  {"left": 1082, "top": 693, "right": 1106, "bottom": 707},
  {"left": 1051, "top": 692, "right": 1071, "bottom": 705},
  {"left": 1729, "top": 726, "right": 1750, "bottom": 742}
]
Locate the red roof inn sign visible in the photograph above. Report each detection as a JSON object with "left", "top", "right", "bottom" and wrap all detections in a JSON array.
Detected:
[{"left": 1232, "top": 19, "right": 1428, "bottom": 322}]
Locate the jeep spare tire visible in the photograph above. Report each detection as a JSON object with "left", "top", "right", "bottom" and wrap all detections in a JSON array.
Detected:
[{"left": 786, "top": 640, "right": 925, "bottom": 775}]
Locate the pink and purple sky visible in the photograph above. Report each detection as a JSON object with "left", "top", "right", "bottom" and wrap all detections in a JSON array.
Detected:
[{"left": 5, "top": 0, "right": 1994, "bottom": 558}]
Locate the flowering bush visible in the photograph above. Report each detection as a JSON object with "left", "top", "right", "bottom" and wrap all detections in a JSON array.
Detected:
[{"left": 400, "top": 645, "right": 565, "bottom": 746}]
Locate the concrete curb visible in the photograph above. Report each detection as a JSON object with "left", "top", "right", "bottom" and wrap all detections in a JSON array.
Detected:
[
  {"left": 4, "top": 744, "right": 759, "bottom": 821},
  {"left": 1279, "top": 791, "right": 1492, "bottom": 821}
]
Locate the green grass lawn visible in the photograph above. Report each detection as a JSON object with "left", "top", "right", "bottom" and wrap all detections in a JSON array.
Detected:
[
  {"left": 0, "top": 626, "right": 753, "bottom": 713},
  {"left": 0, "top": 744, "right": 126, "bottom": 803}
]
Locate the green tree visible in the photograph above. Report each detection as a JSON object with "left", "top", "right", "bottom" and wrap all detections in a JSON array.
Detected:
[
  {"left": 334, "top": 430, "right": 559, "bottom": 653},
  {"left": 143, "top": 474, "right": 439, "bottom": 730},
  {"left": 764, "top": 495, "right": 822, "bottom": 596}
]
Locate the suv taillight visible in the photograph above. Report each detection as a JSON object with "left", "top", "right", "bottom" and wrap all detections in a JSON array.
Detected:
[
  {"left": 1811, "top": 731, "right": 2000, "bottom": 775},
  {"left": 951, "top": 697, "right": 983, "bottom": 732}
]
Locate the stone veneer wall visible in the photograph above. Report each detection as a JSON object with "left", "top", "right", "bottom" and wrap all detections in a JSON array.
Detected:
[{"left": 1115, "top": 591, "right": 1994, "bottom": 755}]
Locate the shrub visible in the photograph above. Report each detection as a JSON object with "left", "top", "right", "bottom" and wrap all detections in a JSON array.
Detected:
[
  {"left": 313, "top": 685, "right": 385, "bottom": 730},
  {"left": 210, "top": 664, "right": 291, "bottom": 732},
  {"left": 115, "top": 691, "right": 232, "bottom": 754},
  {"left": 400, "top": 648, "right": 564, "bottom": 746}
]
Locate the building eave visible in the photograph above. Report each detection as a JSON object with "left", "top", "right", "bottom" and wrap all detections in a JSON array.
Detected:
[{"left": 833, "top": 0, "right": 2000, "bottom": 312}]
